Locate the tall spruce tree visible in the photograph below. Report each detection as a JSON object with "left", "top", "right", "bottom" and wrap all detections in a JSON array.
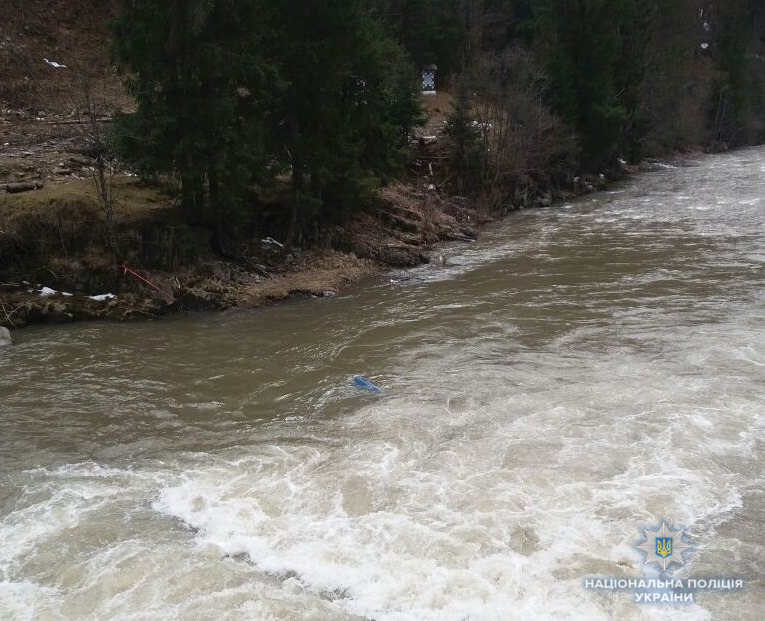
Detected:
[
  {"left": 709, "top": 0, "right": 758, "bottom": 144},
  {"left": 533, "top": 0, "right": 640, "bottom": 168},
  {"left": 636, "top": 0, "right": 713, "bottom": 154},
  {"left": 112, "top": 0, "right": 275, "bottom": 251},
  {"left": 370, "top": 0, "right": 467, "bottom": 75},
  {"left": 267, "top": 0, "right": 421, "bottom": 244}
]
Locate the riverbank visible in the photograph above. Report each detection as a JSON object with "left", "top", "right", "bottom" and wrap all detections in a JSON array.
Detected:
[
  {"left": 0, "top": 101, "right": 704, "bottom": 331},
  {"left": 0, "top": 98, "right": 480, "bottom": 329},
  {"left": 0, "top": 181, "right": 475, "bottom": 330},
  {"left": 0, "top": 87, "right": 468, "bottom": 329},
  {"left": 1, "top": 90, "right": 712, "bottom": 332}
]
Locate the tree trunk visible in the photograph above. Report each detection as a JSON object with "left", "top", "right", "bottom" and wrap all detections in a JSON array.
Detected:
[
  {"left": 285, "top": 94, "right": 303, "bottom": 250},
  {"left": 208, "top": 165, "right": 224, "bottom": 255}
]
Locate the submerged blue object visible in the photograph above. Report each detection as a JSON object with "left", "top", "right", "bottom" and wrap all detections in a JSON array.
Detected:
[{"left": 352, "top": 375, "right": 385, "bottom": 394}]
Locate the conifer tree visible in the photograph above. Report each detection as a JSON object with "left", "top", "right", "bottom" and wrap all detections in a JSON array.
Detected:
[
  {"left": 111, "top": 0, "right": 274, "bottom": 251},
  {"left": 637, "top": 0, "right": 713, "bottom": 154},
  {"left": 112, "top": 0, "right": 420, "bottom": 249},
  {"left": 709, "top": 0, "right": 758, "bottom": 144},
  {"left": 266, "top": 0, "right": 421, "bottom": 243},
  {"left": 532, "top": 0, "right": 637, "bottom": 168},
  {"left": 370, "top": 0, "right": 467, "bottom": 75}
]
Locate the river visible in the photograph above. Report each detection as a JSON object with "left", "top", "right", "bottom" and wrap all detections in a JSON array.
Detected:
[{"left": 1, "top": 148, "right": 763, "bottom": 620}]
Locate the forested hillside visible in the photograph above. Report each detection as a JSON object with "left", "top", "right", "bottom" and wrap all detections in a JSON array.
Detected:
[{"left": 108, "top": 0, "right": 765, "bottom": 241}]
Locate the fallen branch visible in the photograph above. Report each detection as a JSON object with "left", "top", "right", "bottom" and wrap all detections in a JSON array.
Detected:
[
  {"left": 36, "top": 117, "right": 113, "bottom": 125},
  {"left": 0, "top": 299, "right": 23, "bottom": 328}
]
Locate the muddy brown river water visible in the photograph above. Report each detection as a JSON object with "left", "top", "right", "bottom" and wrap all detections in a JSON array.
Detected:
[{"left": 1, "top": 148, "right": 763, "bottom": 620}]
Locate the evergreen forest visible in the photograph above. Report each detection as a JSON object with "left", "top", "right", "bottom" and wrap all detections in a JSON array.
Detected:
[{"left": 111, "top": 0, "right": 765, "bottom": 249}]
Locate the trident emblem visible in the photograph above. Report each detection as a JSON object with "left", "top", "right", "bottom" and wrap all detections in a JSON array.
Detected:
[
  {"left": 638, "top": 522, "right": 691, "bottom": 571},
  {"left": 656, "top": 537, "right": 672, "bottom": 558}
]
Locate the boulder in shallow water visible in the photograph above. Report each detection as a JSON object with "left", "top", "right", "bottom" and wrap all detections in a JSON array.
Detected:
[{"left": 0, "top": 327, "right": 13, "bottom": 347}]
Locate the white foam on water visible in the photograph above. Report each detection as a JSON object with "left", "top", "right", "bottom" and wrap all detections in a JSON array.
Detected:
[
  {"left": 0, "top": 462, "right": 353, "bottom": 621},
  {"left": 152, "top": 445, "right": 614, "bottom": 621},
  {"left": 0, "top": 581, "right": 60, "bottom": 621},
  {"left": 148, "top": 375, "right": 750, "bottom": 619},
  {"left": 144, "top": 295, "right": 762, "bottom": 620},
  {"left": 2, "top": 354, "right": 758, "bottom": 621}
]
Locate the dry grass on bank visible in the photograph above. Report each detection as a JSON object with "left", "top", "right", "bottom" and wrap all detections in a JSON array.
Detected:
[{"left": 0, "top": 175, "right": 174, "bottom": 230}]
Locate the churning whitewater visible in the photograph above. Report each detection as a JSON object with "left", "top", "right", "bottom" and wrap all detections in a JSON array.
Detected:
[{"left": 1, "top": 148, "right": 763, "bottom": 620}]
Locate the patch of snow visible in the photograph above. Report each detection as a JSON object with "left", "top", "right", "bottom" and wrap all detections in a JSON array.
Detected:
[
  {"left": 43, "top": 58, "right": 67, "bottom": 69},
  {"left": 88, "top": 293, "right": 116, "bottom": 301},
  {"left": 39, "top": 287, "right": 57, "bottom": 296},
  {"left": 61, "top": 292, "right": 73, "bottom": 297}
]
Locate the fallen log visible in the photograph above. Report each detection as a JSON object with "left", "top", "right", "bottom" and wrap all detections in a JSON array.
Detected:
[
  {"left": 35, "top": 117, "right": 113, "bottom": 125},
  {"left": 3, "top": 181, "right": 43, "bottom": 193}
]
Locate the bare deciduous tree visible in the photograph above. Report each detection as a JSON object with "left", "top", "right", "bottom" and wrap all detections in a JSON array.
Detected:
[
  {"left": 78, "top": 74, "right": 121, "bottom": 260},
  {"left": 466, "top": 48, "right": 576, "bottom": 210}
]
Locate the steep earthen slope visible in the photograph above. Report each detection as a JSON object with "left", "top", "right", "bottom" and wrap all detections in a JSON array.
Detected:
[{"left": 0, "top": 0, "right": 124, "bottom": 113}]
